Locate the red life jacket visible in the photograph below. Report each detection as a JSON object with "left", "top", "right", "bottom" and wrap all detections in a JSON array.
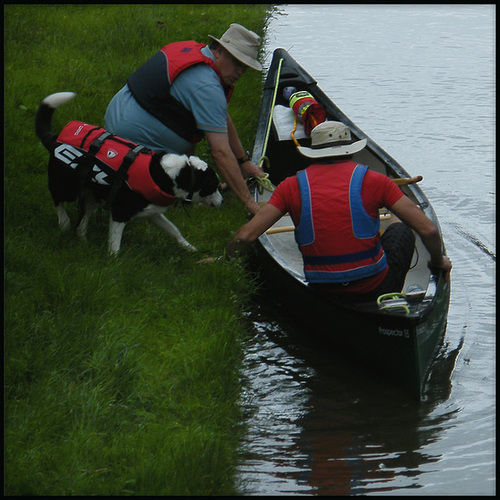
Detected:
[
  {"left": 55, "top": 121, "right": 177, "bottom": 207},
  {"left": 127, "top": 41, "right": 233, "bottom": 143},
  {"left": 295, "top": 163, "right": 387, "bottom": 283}
]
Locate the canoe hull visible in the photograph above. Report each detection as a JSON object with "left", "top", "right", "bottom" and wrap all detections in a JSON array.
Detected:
[
  {"left": 249, "top": 48, "right": 450, "bottom": 399},
  {"left": 251, "top": 242, "right": 450, "bottom": 399}
]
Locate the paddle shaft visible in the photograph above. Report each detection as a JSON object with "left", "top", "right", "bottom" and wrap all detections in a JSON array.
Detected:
[{"left": 266, "top": 226, "right": 295, "bottom": 235}]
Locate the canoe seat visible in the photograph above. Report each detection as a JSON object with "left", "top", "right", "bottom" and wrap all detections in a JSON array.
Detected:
[{"left": 272, "top": 105, "right": 308, "bottom": 142}]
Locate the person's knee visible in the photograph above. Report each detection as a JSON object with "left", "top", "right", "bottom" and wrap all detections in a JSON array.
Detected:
[{"left": 382, "top": 223, "right": 415, "bottom": 269}]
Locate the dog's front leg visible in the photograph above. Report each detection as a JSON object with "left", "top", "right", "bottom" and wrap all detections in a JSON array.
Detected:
[
  {"left": 148, "top": 213, "right": 197, "bottom": 252},
  {"left": 77, "top": 190, "right": 98, "bottom": 240},
  {"left": 108, "top": 217, "right": 126, "bottom": 255},
  {"left": 55, "top": 204, "right": 71, "bottom": 232}
]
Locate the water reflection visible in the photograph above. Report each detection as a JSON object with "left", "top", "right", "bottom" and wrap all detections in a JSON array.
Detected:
[
  {"left": 238, "top": 317, "right": 314, "bottom": 495},
  {"left": 238, "top": 304, "right": 463, "bottom": 495},
  {"left": 237, "top": 4, "right": 495, "bottom": 495}
]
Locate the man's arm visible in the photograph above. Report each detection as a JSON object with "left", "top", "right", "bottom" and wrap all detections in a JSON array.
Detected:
[
  {"left": 389, "top": 195, "right": 452, "bottom": 281},
  {"left": 205, "top": 130, "right": 261, "bottom": 214},
  {"left": 226, "top": 114, "right": 264, "bottom": 179}
]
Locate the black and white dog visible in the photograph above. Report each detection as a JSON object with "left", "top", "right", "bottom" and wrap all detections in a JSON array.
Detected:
[{"left": 35, "top": 92, "right": 222, "bottom": 255}]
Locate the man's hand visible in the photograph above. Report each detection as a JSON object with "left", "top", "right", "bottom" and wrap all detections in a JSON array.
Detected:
[
  {"left": 226, "top": 236, "right": 252, "bottom": 260},
  {"left": 240, "top": 161, "right": 265, "bottom": 179},
  {"left": 428, "top": 256, "right": 452, "bottom": 282},
  {"left": 227, "top": 203, "right": 284, "bottom": 258}
]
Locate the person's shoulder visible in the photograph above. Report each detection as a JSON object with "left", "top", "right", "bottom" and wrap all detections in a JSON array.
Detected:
[
  {"left": 177, "top": 61, "right": 219, "bottom": 84},
  {"left": 364, "top": 168, "right": 393, "bottom": 184},
  {"left": 274, "top": 174, "right": 299, "bottom": 194},
  {"left": 361, "top": 168, "right": 402, "bottom": 201},
  {"left": 172, "top": 64, "right": 222, "bottom": 102}
]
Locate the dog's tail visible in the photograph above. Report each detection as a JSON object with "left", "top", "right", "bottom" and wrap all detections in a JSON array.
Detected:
[{"left": 35, "top": 92, "right": 77, "bottom": 150}]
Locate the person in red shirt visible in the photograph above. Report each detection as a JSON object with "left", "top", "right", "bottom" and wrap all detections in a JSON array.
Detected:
[{"left": 227, "top": 121, "right": 452, "bottom": 301}]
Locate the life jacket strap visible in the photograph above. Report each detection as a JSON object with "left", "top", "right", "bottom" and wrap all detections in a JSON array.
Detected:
[
  {"left": 302, "top": 242, "right": 382, "bottom": 265},
  {"left": 76, "top": 130, "right": 112, "bottom": 185},
  {"left": 105, "top": 144, "right": 146, "bottom": 209}
]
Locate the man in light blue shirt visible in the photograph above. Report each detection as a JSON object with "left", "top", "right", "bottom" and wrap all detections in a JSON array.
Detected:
[{"left": 105, "top": 24, "right": 265, "bottom": 214}]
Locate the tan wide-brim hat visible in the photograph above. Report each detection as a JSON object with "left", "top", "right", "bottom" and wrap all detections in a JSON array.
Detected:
[
  {"left": 297, "top": 121, "right": 367, "bottom": 158},
  {"left": 208, "top": 23, "right": 262, "bottom": 71}
]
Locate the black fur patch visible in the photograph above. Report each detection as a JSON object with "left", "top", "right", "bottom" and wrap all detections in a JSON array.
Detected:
[
  {"left": 149, "top": 154, "right": 176, "bottom": 195},
  {"left": 197, "top": 168, "right": 220, "bottom": 197}
]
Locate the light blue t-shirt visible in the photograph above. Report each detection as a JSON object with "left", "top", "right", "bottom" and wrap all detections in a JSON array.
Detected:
[{"left": 104, "top": 46, "right": 228, "bottom": 154}]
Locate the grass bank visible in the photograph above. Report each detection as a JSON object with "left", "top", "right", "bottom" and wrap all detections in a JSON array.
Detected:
[{"left": 5, "top": 4, "right": 272, "bottom": 495}]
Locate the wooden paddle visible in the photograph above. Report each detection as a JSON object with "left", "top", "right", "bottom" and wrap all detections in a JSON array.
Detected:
[{"left": 266, "top": 225, "right": 295, "bottom": 235}]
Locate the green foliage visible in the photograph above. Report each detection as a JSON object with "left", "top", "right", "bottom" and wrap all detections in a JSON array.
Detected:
[{"left": 5, "top": 4, "right": 269, "bottom": 495}]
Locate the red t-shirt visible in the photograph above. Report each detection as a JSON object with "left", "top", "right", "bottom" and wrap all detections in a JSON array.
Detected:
[{"left": 268, "top": 161, "right": 405, "bottom": 294}]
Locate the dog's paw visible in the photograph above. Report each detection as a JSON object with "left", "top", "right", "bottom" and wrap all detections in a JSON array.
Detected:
[
  {"left": 76, "top": 227, "right": 87, "bottom": 240},
  {"left": 59, "top": 219, "right": 71, "bottom": 232},
  {"left": 179, "top": 241, "right": 197, "bottom": 252},
  {"left": 58, "top": 214, "right": 71, "bottom": 232},
  {"left": 197, "top": 256, "right": 222, "bottom": 264}
]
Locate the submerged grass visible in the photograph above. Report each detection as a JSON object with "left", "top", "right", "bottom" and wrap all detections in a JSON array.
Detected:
[{"left": 5, "top": 4, "right": 273, "bottom": 495}]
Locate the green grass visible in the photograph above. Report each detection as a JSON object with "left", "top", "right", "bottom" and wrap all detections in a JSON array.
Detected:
[{"left": 4, "top": 4, "right": 272, "bottom": 495}]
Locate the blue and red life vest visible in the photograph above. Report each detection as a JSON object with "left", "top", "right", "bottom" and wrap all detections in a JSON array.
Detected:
[
  {"left": 295, "top": 164, "right": 387, "bottom": 283},
  {"left": 55, "top": 121, "right": 177, "bottom": 207},
  {"left": 127, "top": 41, "right": 234, "bottom": 143}
]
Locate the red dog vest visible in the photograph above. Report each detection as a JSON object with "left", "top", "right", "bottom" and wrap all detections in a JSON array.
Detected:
[{"left": 55, "top": 121, "right": 177, "bottom": 207}]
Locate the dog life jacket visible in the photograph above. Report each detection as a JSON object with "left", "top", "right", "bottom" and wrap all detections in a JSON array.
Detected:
[
  {"left": 295, "top": 164, "right": 387, "bottom": 283},
  {"left": 127, "top": 41, "right": 234, "bottom": 143},
  {"left": 55, "top": 121, "right": 177, "bottom": 207}
]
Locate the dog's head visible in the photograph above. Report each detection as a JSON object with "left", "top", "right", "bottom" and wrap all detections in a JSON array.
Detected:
[{"left": 160, "top": 154, "right": 223, "bottom": 207}]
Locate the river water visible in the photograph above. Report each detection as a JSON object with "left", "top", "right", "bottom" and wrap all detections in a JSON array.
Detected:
[{"left": 236, "top": 5, "right": 495, "bottom": 496}]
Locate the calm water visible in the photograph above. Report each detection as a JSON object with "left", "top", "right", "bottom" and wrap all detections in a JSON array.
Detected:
[{"left": 237, "top": 5, "right": 495, "bottom": 496}]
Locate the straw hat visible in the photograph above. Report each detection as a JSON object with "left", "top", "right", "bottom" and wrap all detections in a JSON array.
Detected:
[
  {"left": 297, "top": 121, "right": 367, "bottom": 158},
  {"left": 208, "top": 23, "right": 262, "bottom": 71}
]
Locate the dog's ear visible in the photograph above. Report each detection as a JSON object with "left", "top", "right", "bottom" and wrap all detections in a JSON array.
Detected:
[{"left": 188, "top": 156, "right": 209, "bottom": 172}]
